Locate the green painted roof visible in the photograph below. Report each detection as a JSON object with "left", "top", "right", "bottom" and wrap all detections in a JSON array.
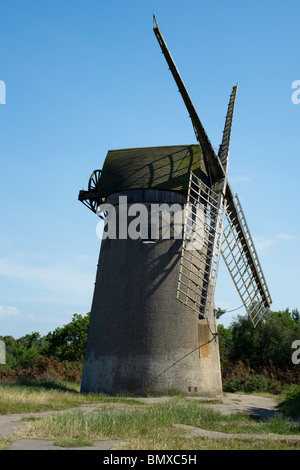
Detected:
[{"left": 97, "top": 145, "right": 207, "bottom": 198}]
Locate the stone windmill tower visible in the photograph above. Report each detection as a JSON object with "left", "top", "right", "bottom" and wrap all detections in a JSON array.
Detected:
[{"left": 78, "top": 18, "right": 271, "bottom": 397}]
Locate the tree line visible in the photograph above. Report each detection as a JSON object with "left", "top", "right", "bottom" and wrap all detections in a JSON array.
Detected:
[
  {"left": 1, "top": 308, "right": 300, "bottom": 375},
  {"left": 0, "top": 313, "right": 90, "bottom": 368},
  {"left": 217, "top": 308, "right": 300, "bottom": 370}
]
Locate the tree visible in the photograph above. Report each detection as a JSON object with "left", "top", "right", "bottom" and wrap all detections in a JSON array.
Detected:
[
  {"left": 0, "top": 336, "right": 16, "bottom": 367},
  {"left": 44, "top": 313, "right": 90, "bottom": 362},
  {"left": 217, "top": 323, "right": 233, "bottom": 366},
  {"left": 255, "top": 309, "right": 300, "bottom": 368},
  {"left": 225, "top": 308, "right": 300, "bottom": 369},
  {"left": 0, "top": 332, "right": 46, "bottom": 368},
  {"left": 229, "top": 314, "right": 258, "bottom": 365},
  {"left": 215, "top": 308, "right": 226, "bottom": 319}
]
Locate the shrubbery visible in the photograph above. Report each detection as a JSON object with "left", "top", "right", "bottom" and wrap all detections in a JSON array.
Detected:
[{"left": 0, "top": 357, "right": 82, "bottom": 384}]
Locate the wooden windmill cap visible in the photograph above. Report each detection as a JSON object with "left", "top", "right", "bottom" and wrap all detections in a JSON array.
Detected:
[{"left": 96, "top": 144, "right": 208, "bottom": 199}]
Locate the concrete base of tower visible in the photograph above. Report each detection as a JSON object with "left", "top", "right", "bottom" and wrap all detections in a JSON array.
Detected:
[
  {"left": 81, "top": 341, "right": 223, "bottom": 399},
  {"left": 81, "top": 352, "right": 223, "bottom": 398}
]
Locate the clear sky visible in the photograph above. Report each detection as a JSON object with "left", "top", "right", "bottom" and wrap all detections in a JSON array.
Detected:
[{"left": 0, "top": 0, "right": 299, "bottom": 338}]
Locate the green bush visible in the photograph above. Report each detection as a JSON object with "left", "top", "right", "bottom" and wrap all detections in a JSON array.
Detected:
[
  {"left": 278, "top": 384, "right": 300, "bottom": 418},
  {"left": 284, "top": 384, "right": 300, "bottom": 401},
  {"left": 223, "top": 374, "right": 283, "bottom": 394}
]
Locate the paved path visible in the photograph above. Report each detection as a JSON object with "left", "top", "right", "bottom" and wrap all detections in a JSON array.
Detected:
[
  {"left": 198, "top": 392, "right": 281, "bottom": 420},
  {"left": 173, "top": 424, "right": 300, "bottom": 441},
  {"left": 9, "top": 438, "right": 121, "bottom": 450},
  {"left": 138, "top": 392, "right": 284, "bottom": 420},
  {"left": 0, "top": 406, "right": 121, "bottom": 450},
  {"left": 0, "top": 393, "right": 299, "bottom": 450}
]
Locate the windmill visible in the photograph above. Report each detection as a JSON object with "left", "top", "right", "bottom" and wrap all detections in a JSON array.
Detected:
[{"left": 78, "top": 17, "right": 272, "bottom": 397}]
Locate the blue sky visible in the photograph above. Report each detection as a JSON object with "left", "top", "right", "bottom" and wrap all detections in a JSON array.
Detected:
[{"left": 0, "top": 0, "right": 299, "bottom": 337}]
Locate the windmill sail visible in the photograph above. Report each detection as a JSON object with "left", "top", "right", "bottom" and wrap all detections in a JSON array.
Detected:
[
  {"left": 216, "top": 84, "right": 271, "bottom": 325},
  {"left": 153, "top": 16, "right": 272, "bottom": 326},
  {"left": 177, "top": 171, "right": 227, "bottom": 322},
  {"left": 221, "top": 194, "right": 272, "bottom": 326},
  {"left": 153, "top": 16, "right": 224, "bottom": 186},
  {"left": 218, "top": 84, "right": 238, "bottom": 173}
]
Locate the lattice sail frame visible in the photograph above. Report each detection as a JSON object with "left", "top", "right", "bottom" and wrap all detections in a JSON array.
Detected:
[
  {"left": 221, "top": 195, "right": 272, "bottom": 327},
  {"left": 177, "top": 172, "right": 227, "bottom": 323}
]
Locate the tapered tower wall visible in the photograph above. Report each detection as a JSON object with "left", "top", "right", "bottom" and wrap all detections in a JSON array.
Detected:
[{"left": 80, "top": 190, "right": 222, "bottom": 397}]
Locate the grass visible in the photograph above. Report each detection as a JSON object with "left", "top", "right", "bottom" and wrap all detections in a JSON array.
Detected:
[
  {"left": 1, "top": 379, "right": 300, "bottom": 450},
  {"left": 15, "top": 417, "right": 42, "bottom": 422},
  {"left": 11, "top": 398, "right": 300, "bottom": 450},
  {"left": 53, "top": 438, "right": 94, "bottom": 447},
  {"left": 0, "top": 379, "right": 144, "bottom": 414}
]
